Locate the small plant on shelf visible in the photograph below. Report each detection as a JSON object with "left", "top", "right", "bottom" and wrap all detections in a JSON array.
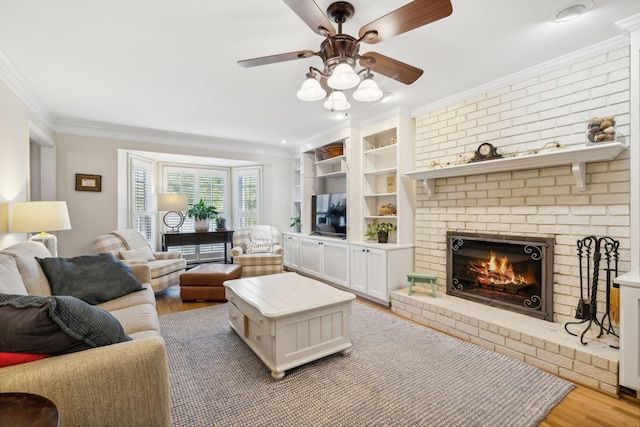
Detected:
[
  {"left": 365, "top": 222, "right": 397, "bottom": 243},
  {"left": 290, "top": 216, "right": 301, "bottom": 233}
]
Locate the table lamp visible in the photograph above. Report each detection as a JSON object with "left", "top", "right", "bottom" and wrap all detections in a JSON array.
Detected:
[
  {"left": 157, "top": 194, "right": 188, "bottom": 232},
  {"left": 12, "top": 201, "right": 72, "bottom": 257}
]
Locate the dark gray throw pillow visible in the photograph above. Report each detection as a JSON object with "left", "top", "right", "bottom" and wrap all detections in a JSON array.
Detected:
[
  {"left": 37, "top": 253, "right": 144, "bottom": 305},
  {"left": 0, "top": 293, "right": 131, "bottom": 355}
]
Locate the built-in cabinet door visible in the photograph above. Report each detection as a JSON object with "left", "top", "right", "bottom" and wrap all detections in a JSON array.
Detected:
[
  {"left": 299, "top": 238, "right": 322, "bottom": 277},
  {"left": 366, "top": 248, "right": 387, "bottom": 301},
  {"left": 322, "top": 240, "right": 349, "bottom": 287},
  {"left": 283, "top": 234, "right": 300, "bottom": 270},
  {"left": 349, "top": 245, "right": 368, "bottom": 294}
]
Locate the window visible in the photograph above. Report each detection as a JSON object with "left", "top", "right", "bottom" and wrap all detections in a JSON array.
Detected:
[
  {"left": 234, "top": 166, "right": 262, "bottom": 227},
  {"left": 162, "top": 165, "right": 230, "bottom": 262},
  {"left": 129, "top": 155, "right": 153, "bottom": 243}
]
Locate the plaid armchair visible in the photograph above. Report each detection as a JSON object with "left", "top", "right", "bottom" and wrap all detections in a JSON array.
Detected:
[
  {"left": 93, "top": 229, "right": 186, "bottom": 293},
  {"left": 230, "top": 226, "right": 284, "bottom": 277}
]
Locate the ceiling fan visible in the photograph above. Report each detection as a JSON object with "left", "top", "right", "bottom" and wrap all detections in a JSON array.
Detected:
[{"left": 238, "top": 0, "right": 453, "bottom": 108}]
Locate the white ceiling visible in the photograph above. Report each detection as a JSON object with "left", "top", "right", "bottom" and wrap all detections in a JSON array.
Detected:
[{"left": 1, "top": 0, "right": 639, "bottom": 150}]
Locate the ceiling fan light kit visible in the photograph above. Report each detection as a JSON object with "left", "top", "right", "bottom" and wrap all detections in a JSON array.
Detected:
[
  {"left": 323, "top": 90, "right": 350, "bottom": 111},
  {"left": 239, "top": 0, "right": 453, "bottom": 111},
  {"left": 296, "top": 72, "right": 327, "bottom": 101}
]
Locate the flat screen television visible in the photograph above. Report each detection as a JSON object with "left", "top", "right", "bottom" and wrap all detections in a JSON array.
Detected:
[{"left": 311, "top": 192, "right": 347, "bottom": 238}]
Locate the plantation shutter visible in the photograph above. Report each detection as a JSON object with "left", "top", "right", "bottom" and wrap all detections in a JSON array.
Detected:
[
  {"left": 233, "top": 166, "right": 262, "bottom": 227},
  {"left": 129, "top": 155, "right": 153, "bottom": 243},
  {"left": 161, "top": 165, "right": 229, "bottom": 262}
]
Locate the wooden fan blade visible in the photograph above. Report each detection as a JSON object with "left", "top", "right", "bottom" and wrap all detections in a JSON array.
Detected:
[
  {"left": 358, "top": 0, "right": 452, "bottom": 44},
  {"left": 283, "top": 0, "right": 336, "bottom": 37},
  {"left": 238, "top": 50, "right": 316, "bottom": 68},
  {"left": 359, "top": 52, "right": 423, "bottom": 85}
]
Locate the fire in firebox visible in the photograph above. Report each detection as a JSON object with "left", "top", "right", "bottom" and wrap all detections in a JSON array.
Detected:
[{"left": 468, "top": 251, "right": 536, "bottom": 295}]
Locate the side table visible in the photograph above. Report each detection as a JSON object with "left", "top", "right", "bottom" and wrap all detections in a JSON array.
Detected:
[{"left": 0, "top": 392, "right": 60, "bottom": 427}]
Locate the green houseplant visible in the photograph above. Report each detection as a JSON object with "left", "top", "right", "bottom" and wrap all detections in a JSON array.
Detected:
[
  {"left": 186, "top": 199, "right": 217, "bottom": 232},
  {"left": 365, "top": 222, "right": 397, "bottom": 243},
  {"left": 290, "top": 216, "right": 301, "bottom": 233},
  {"left": 215, "top": 215, "right": 227, "bottom": 230}
]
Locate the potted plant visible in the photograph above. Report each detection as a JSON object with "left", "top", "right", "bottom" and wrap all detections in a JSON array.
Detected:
[
  {"left": 186, "top": 199, "right": 217, "bottom": 232},
  {"left": 365, "top": 222, "right": 397, "bottom": 243},
  {"left": 215, "top": 215, "right": 227, "bottom": 231},
  {"left": 290, "top": 216, "right": 301, "bottom": 233}
]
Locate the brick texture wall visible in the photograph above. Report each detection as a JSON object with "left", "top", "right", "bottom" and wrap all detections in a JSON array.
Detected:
[{"left": 413, "top": 46, "right": 631, "bottom": 325}]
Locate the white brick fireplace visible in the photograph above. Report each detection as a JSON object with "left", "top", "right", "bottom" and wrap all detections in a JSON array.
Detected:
[{"left": 395, "top": 43, "right": 633, "bottom": 394}]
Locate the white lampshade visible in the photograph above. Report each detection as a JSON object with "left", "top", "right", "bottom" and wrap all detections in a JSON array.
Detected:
[
  {"left": 323, "top": 90, "right": 350, "bottom": 111},
  {"left": 327, "top": 62, "right": 360, "bottom": 90},
  {"left": 353, "top": 76, "right": 383, "bottom": 102},
  {"left": 157, "top": 194, "right": 188, "bottom": 212},
  {"left": 12, "top": 201, "right": 72, "bottom": 256},
  {"left": 157, "top": 194, "right": 188, "bottom": 232},
  {"left": 296, "top": 76, "right": 327, "bottom": 101}
]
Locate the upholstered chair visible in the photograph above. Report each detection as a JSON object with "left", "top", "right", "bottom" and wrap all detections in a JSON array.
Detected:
[
  {"left": 93, "top": 229, "right": 186, "bottom": 293},
  {"left": 230, "top": 225, "right": 284, "bottom": 277}
]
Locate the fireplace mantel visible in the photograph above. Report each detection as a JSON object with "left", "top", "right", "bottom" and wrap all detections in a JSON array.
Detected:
[{"left": 405, "top": 142, "right": 627, "bottom": 197}]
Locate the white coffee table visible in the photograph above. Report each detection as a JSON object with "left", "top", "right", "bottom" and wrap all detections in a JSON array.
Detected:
[{"left": 223, "top": 272, "right": 356, "bottom": 379}]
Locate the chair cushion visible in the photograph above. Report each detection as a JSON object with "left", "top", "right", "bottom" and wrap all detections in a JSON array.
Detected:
[
  {"left": 147, "top": 258, "right": 186, "bottom": 279},
  {"left": 120, "top": 246, "right": 156, "bottom": 262},
  {"left": 37, "top": 253, "right": 144, "bottom": 305},
  {"left": 0, "top": 294, "right": 130, "bottom": 355},
  {"left": 234, "top": 253, "right": 283, "bottom": 267}
]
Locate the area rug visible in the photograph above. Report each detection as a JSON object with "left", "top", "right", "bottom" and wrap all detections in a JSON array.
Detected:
[{"left": 160, "top": 302, "right": 574, "bottom": 426}]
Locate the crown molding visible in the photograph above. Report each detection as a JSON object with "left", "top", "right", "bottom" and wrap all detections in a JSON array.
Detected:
[
  {"left": 412, "top": 36, "right": 630, "bottom": 118},
  {"left": 358, "top": 107, "right": 411, "bottom": 129},
  {"left": 55, "top": 119, "right": 295, "bottom": 158},
  {"left": 0, "top": 50, "right": 56, "bottom": 130},
  {"left": 616, "top": 13, "right": 640, "bottom": 36}
]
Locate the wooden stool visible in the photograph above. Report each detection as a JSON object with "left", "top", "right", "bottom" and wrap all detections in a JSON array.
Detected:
[
  {"left": 407, "top": 272, "right": 437, "bottom": 297},
  {"left": 180, "top": 264, "right": 242, "bottom": 301}
]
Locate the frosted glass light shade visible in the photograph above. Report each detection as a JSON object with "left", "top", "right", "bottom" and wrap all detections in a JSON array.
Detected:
[
  {"left": 296, "top": 76, "right": 327, "bottom": 101},
  {"left": 353, "top": 77, "right": 383, "bottom": 102},
  {"left": 323, "top": 91, "right": 350, "bottom": 111},
  {"left": 327, "top": 62, "right": 360, "bottom": 90}
]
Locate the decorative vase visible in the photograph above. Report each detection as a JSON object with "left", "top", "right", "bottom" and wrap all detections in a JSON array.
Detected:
[
  {"left": 377, "top": 231, "right": 388, "bottom": 243},
  {"left": 194, "top": 218, "right": 210, "bottom": 232},
  {"left": 216, "top": 218, "right": 226, "bottom": 231}
]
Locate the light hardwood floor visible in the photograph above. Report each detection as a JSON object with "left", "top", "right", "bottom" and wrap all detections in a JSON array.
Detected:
[{"left": 156, "top": 285, "right": 640, "bottom": 426}]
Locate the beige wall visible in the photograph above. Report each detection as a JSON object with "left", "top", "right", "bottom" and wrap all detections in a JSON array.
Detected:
[
  {"left": 55, "top": 132, "right": 293, "bottom": 257},
  {"left": 413, "top": 46, "right": 631, "bottom": 325},
  {"left": 0, "top": 78, "right": 56, "bottom": 249}
]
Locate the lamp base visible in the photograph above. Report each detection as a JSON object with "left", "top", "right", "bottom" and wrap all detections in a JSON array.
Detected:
[
  {"left": 29, "top": 232, "right": 58, "bottom": 257},
  {"left": 163, "top": 211, "right": 185, "bottom": 233}
]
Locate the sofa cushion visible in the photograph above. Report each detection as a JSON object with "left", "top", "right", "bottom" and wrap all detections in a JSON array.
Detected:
[
  {"left": 0, "top": 294, "right": 131, "bottom": 355},
  {"left": 0, "top": 242, "right": 52, "bottom": 295},
  {"left": 37, "top": 253, "right": 144, "bottom": 305},
  {"left": 120, "top": 246, "right": 156, "bottom": 262},
  {"left": 0, "top": 255, "right": 28, "bottom": 296}
]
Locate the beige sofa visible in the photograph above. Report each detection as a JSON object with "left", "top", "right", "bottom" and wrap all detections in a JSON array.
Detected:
[{"left": 0, "top": 242, "right": 170, "bottom": 427}]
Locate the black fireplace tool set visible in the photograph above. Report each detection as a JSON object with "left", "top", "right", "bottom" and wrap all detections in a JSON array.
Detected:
[{"left": 564, "top": 235, "right": 619, "bottom": 348}]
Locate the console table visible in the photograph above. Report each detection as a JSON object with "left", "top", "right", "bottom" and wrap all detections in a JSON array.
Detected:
[{"left": 162, "top": 231, "right": 234, "bottom": 263}]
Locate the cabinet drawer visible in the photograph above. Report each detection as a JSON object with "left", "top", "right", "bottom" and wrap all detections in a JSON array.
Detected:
[
  {"left": 227, "top": 301, "right": 245, "bottom": 335},
  {"left": 245, "top": 316, "right": 273, "bottom": 361}
]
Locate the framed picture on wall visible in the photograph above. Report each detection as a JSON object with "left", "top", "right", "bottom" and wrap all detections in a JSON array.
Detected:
[{"left": 75, "top": 174, "right": 102, "bottom": 192}]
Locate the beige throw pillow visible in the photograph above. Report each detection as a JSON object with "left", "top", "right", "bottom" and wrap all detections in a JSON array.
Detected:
[
  {"left": 120, "top": 246, "right": 156, "bottom": 262},
  {"left": 246, "top": 239, "right": 273, "bottom": 254}
]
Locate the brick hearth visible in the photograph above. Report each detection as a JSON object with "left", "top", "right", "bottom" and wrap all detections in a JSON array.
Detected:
[{"left": 391, "top": 289, "right": 619, "bottom": 395}]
